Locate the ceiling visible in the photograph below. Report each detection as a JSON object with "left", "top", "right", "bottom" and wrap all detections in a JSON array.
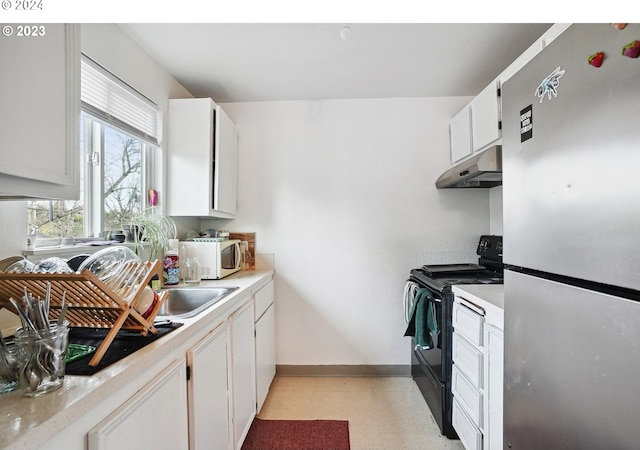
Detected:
[{"left": 119, "top": 23, "right": 553, "bottom": 103}]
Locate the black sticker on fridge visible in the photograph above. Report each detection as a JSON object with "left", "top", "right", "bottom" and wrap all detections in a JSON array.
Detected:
[{"left": 520, "top": 105, "right": 533, "bottom": 142}]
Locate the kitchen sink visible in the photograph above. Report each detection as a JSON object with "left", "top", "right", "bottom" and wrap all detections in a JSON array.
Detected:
[{"left": 156, "top": 286, "right": 239, "bottom": 318}]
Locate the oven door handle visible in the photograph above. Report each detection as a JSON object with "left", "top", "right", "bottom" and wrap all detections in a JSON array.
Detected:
[
  {"left": 404, "top": 281, "right": 442, "bottom": 324},
  {"left": 403, "top": 280, "right": 420, "bottom": 324}
]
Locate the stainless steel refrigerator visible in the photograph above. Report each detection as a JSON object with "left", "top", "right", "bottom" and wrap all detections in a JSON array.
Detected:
[{"left": 501, "top": 23, "right": 640, "bottom": 449}]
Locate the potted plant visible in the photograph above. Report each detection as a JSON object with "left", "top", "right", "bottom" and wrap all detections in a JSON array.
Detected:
[{"left": 129, "top": 210, "right": 177, "bottom": 262}]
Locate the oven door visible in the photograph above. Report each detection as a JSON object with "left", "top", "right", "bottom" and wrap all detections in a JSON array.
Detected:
[{"left": 406, "top": 281, "right": 458, "bottom": 439}]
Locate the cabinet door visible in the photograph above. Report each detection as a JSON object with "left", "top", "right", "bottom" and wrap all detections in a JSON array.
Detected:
[
  {"left": 0, "top": 23, "right": 80, "bottom": 199},
  {"left": 453, "top": 398, "right": 483, "bottom": 450},
  {"left": 167, "top": 98, "right": 237, "bottom": 218},
  {"left": 450, "top": 107, "right": 472, "bottom": 163},
  {"left": 470, "top": 81, "right": 501, "bottom": 152},
  {"left": 452, "top": 333, "right": 484, "bottom": 389},
  {"left": 453, "top": 300, "right": 484, "bottom": 347},
  {"left": 229, "top": 300, "right": 256, "bottom": 450},
  {"left": 452, "top": 365, "right": 483, "bottom": 428},
  {"left": 254, "top": 279, "right": 274, "bottom": 320},
  {"left": 187, "top": 323, "right": 232, "bottom": 450},
  {"left": 214, "top": 105, "right": 238, "bottom": 215},
  {"left": 484, "top": 324, "right": 504, "bottom": 450},
  {"left": 88, "top": 358, "right": 189, "bottom": 450},
  {"left": 167, "top": 98, "right": 214, "bottom": 217},
  {"left": 256, "top": 302, "right": 275, "bottom": 412}
]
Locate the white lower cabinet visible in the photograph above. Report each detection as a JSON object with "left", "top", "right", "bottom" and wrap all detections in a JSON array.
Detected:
[
  {"left": 88, "top": 358, "right": 189, "bottom": 450},
  {"left": 11, "top": 276, "right": 276, "bottom": 450},
  {"left": 188, "top": 297, "right": 256, "bottom": 450},
  {"left": 229, "top": 300, "right": 257, "bottom": 450},
  {"left": 452, "top": 299, "right": 485, "bottom": 450},
  {"left": 483, "top": 324, "right": 504, "bottom": 450},
  {"left": 86, "top": 295, "right": 258, "bottom": 450},
  {"left": 452, "top": 294, "right": 504, "bottom": 450},
  {"left": 187, "top": 323, "right": 232, "bottom": 450},
  {"left": 254, "top": 279, "right": 276, "bottom": 412}
]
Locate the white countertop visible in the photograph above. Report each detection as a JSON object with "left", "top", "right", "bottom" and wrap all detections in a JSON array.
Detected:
[
  {"left": 452, "top": 284, "right": 504, "bottom": 329},
  {"left": 0, "top": 269, "right": 274, "bottom": 450}
]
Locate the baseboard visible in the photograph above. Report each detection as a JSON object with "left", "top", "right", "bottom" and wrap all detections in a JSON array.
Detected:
[{"left": 276, "top": 365, "right": 411, "bottom": 377}]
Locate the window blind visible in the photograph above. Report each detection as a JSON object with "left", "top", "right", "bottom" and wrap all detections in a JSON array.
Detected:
[{"left": 80, "top": 55, "right": 162, "bottom": 145}]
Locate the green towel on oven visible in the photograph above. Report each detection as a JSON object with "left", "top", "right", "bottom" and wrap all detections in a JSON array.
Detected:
[{"left": 404, "top": 288, "right": 439, "bottom": 350}]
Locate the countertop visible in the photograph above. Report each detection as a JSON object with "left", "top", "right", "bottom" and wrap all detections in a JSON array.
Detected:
[
  {"left": 452, "top": 284, "right": 504, "bottom": 329},
  {"left": 0, "top": 268, "right": 274, "bottom": 450}
]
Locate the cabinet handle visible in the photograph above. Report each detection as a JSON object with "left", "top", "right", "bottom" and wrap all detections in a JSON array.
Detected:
[{"left": 458, "top": 297, "right": 485, "bottom": 316}]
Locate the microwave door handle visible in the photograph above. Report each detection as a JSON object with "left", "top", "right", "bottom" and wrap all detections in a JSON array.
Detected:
[{"left": 236, "top": 243, "right": 241, "bottom": 268}]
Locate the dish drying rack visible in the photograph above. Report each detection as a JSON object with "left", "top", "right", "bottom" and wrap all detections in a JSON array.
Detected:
[{"left": 0, "top": 259, "right": 169, "bottom": 367}]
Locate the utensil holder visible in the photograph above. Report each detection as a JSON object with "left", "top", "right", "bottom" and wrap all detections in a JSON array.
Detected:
[{"left": 14, "top": 321, "right": 69, "bottom": 397}]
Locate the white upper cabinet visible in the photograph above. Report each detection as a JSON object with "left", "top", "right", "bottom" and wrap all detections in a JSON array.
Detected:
[
  {"left": 0, "top": 24, "right": 80, "bottom": 200},
  {"left": 448, "top": 24, "right": 571, "bottom": 165},
  {"left": 449, "top": 80, "right": 500, "bottom": 164},
  {"left": 470, "top": 80, "right": 501, "bottom": 153},
  {"left": 167, "top": 98, "right": 238, "bottom": 218},
  {"left": 450, "top": 107, "right": 472, "bottom": 163}
]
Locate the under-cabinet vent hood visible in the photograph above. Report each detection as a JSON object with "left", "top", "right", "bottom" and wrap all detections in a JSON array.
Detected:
[{"left": 435, "top": 145, "right": 502, "bottom": 189}]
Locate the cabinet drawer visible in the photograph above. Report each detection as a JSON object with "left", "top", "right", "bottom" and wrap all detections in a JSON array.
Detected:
[
  {"left": 453, "top": 333, "right": 483, "bottom": 388},
  {"left": 452, "top": 365, "right": 483, "bottom": 428},
  {"left": 453, "top": 398, "right": 483, "bottom": 450},
  {"left": 453, "top": 300, "right": 484, "bottom": 346},
  {"left": 254, "top": 280, "right": 274, "bottom": 320}
]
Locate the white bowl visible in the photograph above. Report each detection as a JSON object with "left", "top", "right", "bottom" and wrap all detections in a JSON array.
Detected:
[{"left": 135, "top": 285, "right": 158, "bottom": 319}]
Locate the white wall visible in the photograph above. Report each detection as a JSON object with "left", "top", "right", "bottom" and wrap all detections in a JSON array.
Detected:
[
  {"left": 211, "top": 98, "right": 491, "bottom": 366},
  {"left": 490, "top": 186, "right": 503, "bottom": 235}
]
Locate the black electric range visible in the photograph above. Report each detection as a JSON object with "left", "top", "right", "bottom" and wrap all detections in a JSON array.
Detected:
[{"left": 404, "top": 235, "right": 503, "bottom": 439}]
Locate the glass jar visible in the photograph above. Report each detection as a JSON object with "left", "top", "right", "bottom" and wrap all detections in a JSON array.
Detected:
[
  {"left": 183, "top": 256, "right": 201, "bottom": 286},
  {"left": 14, "top": 321, "right": 69, "bottom": 397}
]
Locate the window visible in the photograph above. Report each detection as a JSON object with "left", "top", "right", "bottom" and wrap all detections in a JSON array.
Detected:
[{"left": 27, "top": 55, "right": 162, "bottom": 240}]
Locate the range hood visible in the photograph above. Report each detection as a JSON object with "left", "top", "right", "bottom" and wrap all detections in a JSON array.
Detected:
[{"left": 435, "top": 145, "right": 502, "bottom": 189}]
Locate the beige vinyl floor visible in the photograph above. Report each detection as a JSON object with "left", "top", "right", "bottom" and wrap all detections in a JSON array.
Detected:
[{"left": 257, "top": 376, "right": 466, "bottom": 450}]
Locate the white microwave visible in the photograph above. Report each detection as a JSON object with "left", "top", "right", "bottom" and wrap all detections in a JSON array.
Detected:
[{"left": 179, "top": 239, "right": 242, "bottom": 279}]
